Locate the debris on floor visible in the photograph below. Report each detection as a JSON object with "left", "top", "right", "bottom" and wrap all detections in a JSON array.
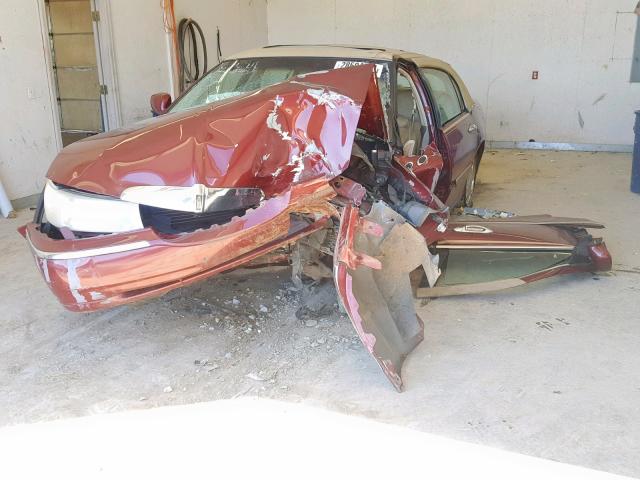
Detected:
[
  {"left": 462, "top": 207, "right": 515, "bottom": 219},
  {"left": 295, "top": 280, "right": 340, "bottom": 321}
]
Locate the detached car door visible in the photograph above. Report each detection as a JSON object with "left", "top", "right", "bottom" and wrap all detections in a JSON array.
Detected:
[
  {"left": 334, "top": 206, "right": 611, "bottom": 392},
  {"left": 420, "top": 68, "right": 480, "bottom": 207}
]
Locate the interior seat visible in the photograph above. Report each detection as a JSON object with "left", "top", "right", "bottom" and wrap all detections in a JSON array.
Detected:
[{"left": 396, "top": 87, "right": 422, "bottom": 152}]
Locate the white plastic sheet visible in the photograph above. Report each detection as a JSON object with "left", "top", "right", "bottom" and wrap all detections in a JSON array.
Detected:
[{"left": 0, "top": 175, "right": 14, "bottom": 218}]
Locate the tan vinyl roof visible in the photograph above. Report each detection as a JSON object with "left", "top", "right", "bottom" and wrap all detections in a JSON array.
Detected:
[{"left": 228, "top": 45, "right": 475, "bottom": 109}]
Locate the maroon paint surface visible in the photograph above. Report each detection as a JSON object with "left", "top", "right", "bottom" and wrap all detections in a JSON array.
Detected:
[
  {"left": 28, "top": 65, "right": 387, "bottom": 312},
  {"left": 28, "top": 180, "right": 335, "bottom": 311},
  {"left": 47, "top": 65, "right": 386, "bottom": 199}
]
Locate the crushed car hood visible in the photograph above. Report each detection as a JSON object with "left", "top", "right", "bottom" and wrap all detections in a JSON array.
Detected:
[{"left": 47, "top": 65, "right": 387, "bottom": 198}]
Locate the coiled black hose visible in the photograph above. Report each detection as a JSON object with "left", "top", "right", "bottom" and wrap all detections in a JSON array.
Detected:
[{"left": 178, "top": 18, "right": 207, "bottom": 92}]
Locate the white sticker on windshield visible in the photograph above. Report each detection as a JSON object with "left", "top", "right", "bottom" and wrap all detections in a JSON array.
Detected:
[
  {"left": 334, "top": 61, "right": 384, "bottom": 77},
  {"left": 334, "top": 60, "right": 367, "bottom": 69},
  {"left": 206, "top": 91, "right": 243, "bottom": 104}
]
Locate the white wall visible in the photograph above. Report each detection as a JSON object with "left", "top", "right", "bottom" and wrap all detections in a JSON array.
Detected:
[
  {"left": 110, "top": 0, "right": 268, "bottom": 125},
  {"left": 0, "top": 1, "right": 60, "bottom": 200},
  {"left": 267, "top": 0, "right": 640, "bottom": 147},
  {"left": 108, "top": 0, "right": 174, "bottom": 126},
  {"left": 174, "top": 0, "right": 268, "bottom": 68}
]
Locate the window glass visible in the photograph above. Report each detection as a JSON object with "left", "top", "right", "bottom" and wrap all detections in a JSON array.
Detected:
[
  {"left": 170, "top": 57, "right": 392, "bottom": 135},
  {"left": 420, "top": 68, "right": 464, "bottom": 125},
  {"left": 438, "top": 251, "right": 572, "bottom": 286},
  {"left": 395, "top": 70, "right": 428, "bottom": 154}
]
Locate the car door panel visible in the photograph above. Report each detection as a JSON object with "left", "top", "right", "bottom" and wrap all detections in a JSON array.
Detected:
[
  {"left": 331, "top": 60, "right": 610, "bottom": 392},
  {"left": 420, "top": 215, "right": 610, "bottom": 297},
  {"left": 420, "top": 68, "right": 479, "bottom": 206},
  {"left": 335, "top": 203, "right": 611, "bottom": 390},
  {"left": 442, "top": 112, "right": 478, "bottom": 205}
]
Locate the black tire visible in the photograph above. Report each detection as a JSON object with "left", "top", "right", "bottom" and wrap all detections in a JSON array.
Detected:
[
  {"left": 463, "top": 147, "right": 483, "bottom": 208},
  {"left": 463, "top": 160, "right": 476, "bottom": 208}
]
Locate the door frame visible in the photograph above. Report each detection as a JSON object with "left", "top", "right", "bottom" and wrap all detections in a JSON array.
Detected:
[
  {"left": 36, "top": 0, "right": 122, "bottom": 153},
  {"left": 91, "top": 0, "right": 121, "bottom": 131}
]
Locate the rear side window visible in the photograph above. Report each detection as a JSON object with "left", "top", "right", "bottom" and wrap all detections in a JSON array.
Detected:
[{"left": 420, "top": 68, "right": 464, "bottom": 125}]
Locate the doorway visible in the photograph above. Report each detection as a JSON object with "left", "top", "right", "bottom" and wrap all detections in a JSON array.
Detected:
[{"left": 44, "top": 0, "right": 114, "bottom": 146}]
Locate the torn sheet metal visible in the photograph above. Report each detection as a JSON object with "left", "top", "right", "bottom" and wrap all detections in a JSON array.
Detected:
[
  {"left": 334, "top": 201, "right": 430, "bottom": 391},
  {"left": 45, "top": 65, "right": 387, "bottom": 201},
  {"left": 26, "top": 180, "right": 337, "bottom": 311}
]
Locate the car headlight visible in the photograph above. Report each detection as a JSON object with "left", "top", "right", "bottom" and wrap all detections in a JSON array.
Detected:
[
  {"left": 120, "top": 185, "right": 264, "bottom": 213},
  {"left": 44, "top": 180, "right": 143, "bottom": 233}
]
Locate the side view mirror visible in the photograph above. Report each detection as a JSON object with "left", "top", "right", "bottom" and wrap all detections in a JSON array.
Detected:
[{"left": 150, "top": 93, "right": 172, "bottom": 116}]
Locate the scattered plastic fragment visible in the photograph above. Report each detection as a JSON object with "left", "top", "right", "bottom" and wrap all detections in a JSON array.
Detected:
[{"left": 463, "top": 207, "right": 515, "bottom": 219}]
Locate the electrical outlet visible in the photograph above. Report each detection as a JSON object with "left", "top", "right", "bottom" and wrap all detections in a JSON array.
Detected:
[{"left": 532, "top": 71, "right": 539, "bottom": 80}]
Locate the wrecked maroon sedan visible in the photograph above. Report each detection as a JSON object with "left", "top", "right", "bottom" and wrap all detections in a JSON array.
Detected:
[{"left": 22, "top": 46, "right": 611, "bottom": 391}]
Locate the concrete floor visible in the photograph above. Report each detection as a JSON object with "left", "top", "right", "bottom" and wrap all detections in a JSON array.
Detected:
[{"left": 1, "top": 150, "right": 639, "bottom": 477}]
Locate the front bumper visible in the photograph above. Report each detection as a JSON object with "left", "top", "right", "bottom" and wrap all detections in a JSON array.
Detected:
[{"left": 24, "top": 181, "right": 336, "bottom": 312}]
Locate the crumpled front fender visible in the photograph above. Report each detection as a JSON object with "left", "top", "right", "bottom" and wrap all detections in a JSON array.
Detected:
[
  {"left": 333, "top": 201, "right": 433, "bottom": 391},
  {"left": 46, "top": 65, "right": 387, "bottom": 199}
]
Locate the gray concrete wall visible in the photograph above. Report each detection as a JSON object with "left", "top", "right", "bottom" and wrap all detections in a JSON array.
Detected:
[{"left": 267, "top": 0, "right": 640, "bottom": 147}]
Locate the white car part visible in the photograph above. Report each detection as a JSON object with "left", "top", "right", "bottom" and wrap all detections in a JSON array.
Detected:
[
  {"left": 120, "top": 184, "right": 264, "bottom": 213},
  {"left": 0, "top": 174, "right": 14, "bottom": 218},
  {"left": 44, "top": 180, "right": 143, "bottom": 233},
  {"left": 26, "top": 232, "right": 150, "bottom": 260}
]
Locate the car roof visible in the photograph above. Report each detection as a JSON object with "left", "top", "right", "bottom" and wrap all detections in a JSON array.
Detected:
[
  {"left": 227, "top": 45, "right": 475, "bottom": 109},
  {"left": 230, "top": 44, "right": 438, "bottom": 66}
]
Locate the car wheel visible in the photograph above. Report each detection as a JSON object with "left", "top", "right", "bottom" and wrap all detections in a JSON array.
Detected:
[{"left": 463, "top": 161, "right": 476, "bottom": 207}]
